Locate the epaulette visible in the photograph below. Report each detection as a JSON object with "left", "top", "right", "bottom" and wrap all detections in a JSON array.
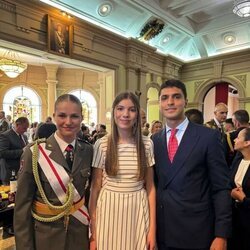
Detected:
[
  {"left": 204, "top": 120, "right": 217, "bottom": 129},
  {"left": 35, "top": 138, "right": 47, "bottom": 144},
  {"left": 77, "top": 137, "right": 91, "bottom": 145},
  {"left": 28, "top": 138, "right": 46, "bottom": 147}
]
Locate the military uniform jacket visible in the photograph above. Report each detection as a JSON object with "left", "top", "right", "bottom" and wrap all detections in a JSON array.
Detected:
[{"left": 14, "top": 134, "right": 93, "bottom": 250}]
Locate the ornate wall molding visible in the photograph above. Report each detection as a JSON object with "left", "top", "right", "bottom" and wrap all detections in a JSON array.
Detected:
[
  {"left": 194, "top": 80, "right": 205, "bottom": 92},
  {"left": 234, "top": 74, "right": 246, "bottom": 88},
  {"left": 213, "top": 60, "right": 223, "bottom": 78},
  {"left": 0, "top": 0, "right": 15, "bottom": 12},
  {"left": 186, "top": 102, "right": 200, "bottom": 109},
  {"left": 146, "top": 82, "right": 160, "bottom": 92},
  {"left": 163, "top": 59, "right": 183, "bottom": 79}
]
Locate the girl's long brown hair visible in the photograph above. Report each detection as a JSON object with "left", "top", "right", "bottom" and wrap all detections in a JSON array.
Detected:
[{"left": 105, "top": 92, "right": 147, "bottom": 180}]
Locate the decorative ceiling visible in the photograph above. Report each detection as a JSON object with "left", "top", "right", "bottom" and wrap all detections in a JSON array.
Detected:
[{"left": 40, "top": 0, "right": 250, "bottom": 62}]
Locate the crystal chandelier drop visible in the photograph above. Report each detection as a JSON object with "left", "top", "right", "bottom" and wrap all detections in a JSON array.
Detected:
[
  {"left": 0, "top": 51, "right": 27, "bottom": 78},
  {"left": 233, "top": 0, "right": 250, "bottom": 17}
]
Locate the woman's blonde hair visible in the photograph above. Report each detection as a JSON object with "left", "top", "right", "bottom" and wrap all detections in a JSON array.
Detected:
[
  {"left": 105, "top": 91, "right": 147, "bottom": 180},
  {"left": 150, "top": 120, "right": 163, "bottom": 134}
]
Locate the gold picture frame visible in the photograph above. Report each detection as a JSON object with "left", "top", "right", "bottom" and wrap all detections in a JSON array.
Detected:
[{"left": 47, "top": 15, "right": 73, "bottom": 56}]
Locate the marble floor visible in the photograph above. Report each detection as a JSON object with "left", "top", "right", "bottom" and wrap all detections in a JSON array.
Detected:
[{"left": 0, "top": 228, "right": 16, "bottom": 250}]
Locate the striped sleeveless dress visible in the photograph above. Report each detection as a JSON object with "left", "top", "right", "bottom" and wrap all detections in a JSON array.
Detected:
[{"left": 92, "top": 135, "right": 155, "bottom": 250}]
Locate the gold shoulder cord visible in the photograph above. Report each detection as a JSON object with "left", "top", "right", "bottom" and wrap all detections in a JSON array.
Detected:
[
  {"left": 226, "top": 133, "right": 234, "bottom": 153},
  {"left": 31, "top": 139, "right": 74, "bottom": 223}
]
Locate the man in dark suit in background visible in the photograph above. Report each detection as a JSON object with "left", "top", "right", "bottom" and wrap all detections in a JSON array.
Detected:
[
  {"left": 0, "top": 116, "right": 29, "bottom": 184},
  {"left": 0, "top": 110, "right": 10, "bottom": 134},
  {"left": 152, "top": 79, "right": 231, "bottom": 250}
]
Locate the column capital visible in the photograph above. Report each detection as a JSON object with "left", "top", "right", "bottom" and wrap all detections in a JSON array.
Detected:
[
  {"left": 46, "top": 80, "right": 58, "bottom": 86},
  {"left": 44, "top": 64, "right": 59, "bottom": 81}
]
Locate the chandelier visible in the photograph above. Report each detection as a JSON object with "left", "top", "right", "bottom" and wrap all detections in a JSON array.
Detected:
[
  {"left": 233, "top": 0, "right": 250, "bottom": 17},
  {"left": 0, "top": 51, "right": 27, "bottom": 78}
]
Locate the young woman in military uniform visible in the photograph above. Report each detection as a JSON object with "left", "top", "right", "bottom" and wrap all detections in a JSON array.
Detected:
[{"left": 14, "top": 94, "right": 93, "bottom": 250}]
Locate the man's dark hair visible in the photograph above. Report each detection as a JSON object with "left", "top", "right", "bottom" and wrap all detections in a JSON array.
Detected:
[
  {"left": 100, "top": 124, "right": 106, "bottom": 130},
  {"left": 244, "top": 128, "right": 250, "bottom": 141},
  {"left": 34, "top": 123, "right": 57, "bottom": 140},
  {"left": 159, "top": 79, "right": 187, "bottom": 99},
  {"left": 233, "top": 110, "right": 249, "bottom": 124},
  {"left": 45, "top": 116, "right": 52, "bottom": 123},
  {"left": 15, "top": 117, "right": 29, "bottom": 125},
  {"left": 185, "top": 109, "right": 204, "bottom": 125},
  {"left": 225, "top": 118, "right": 234, "bottom": 126},
  {"left": 81, "top": 124, "right": 88, "bottom": 132}
]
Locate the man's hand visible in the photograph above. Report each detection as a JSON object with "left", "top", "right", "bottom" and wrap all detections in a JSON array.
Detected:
[{"left": 210, "top": 237, "right": 227, "bottom": 250}]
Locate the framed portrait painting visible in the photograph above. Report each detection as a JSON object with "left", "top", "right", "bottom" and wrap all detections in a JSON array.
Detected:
[{"left": 47, "top": 15, "right": 73, "bottom": 56}]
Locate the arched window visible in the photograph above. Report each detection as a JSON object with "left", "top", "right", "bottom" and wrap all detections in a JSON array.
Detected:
[
  {"left": 147, "top": 87, "right": 160, "bottom": 123},
  {"left": 69, "top": 89, "right": 97, "bottom": 125},
  {"left": 3, "top": 86, "right": 41, "bottom": 122}
]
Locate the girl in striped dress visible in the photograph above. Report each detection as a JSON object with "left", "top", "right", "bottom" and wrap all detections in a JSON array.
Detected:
[{"left": 89, "top": 92, "right": 156, "bottom": 250}]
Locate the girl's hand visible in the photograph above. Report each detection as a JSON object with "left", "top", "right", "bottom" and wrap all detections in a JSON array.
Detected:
[
  {"left": 231, "top": 187, "right": 246, "bottom": 202},
  {"left": 147, "top": 229, "right": 156, "bottom": 250},
  {"left": 89, "top": 237, "right": 97, "bottom": 250}
]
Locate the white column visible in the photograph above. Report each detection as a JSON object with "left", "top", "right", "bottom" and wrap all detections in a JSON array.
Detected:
[
  {"left": 138, "top": 70, "right": 147, "bottom": 110},
  {"left": 44, "top": 64, "right": 59, "bottom": 117},
  {"left": 126, "top": 67, "right": 138, "bottom": 91}
]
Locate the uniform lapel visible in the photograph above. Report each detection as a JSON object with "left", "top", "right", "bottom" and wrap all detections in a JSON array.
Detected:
[
  {"left": 71, "top": 140, "right": 86, "bottom": 174},
  {"left": 45, "top": 135, "right": 69, "bottom": 171},
  {"left": 163, "top": 122, "right": 199, "bottom": 188}
]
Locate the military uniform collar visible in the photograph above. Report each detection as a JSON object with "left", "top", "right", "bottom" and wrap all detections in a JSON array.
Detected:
[{"left": 54, "top": 132, "right": 76, "bottom": 153}]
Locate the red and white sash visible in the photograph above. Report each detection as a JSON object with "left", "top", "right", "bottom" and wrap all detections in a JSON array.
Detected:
[{"left": 31, "top": 143, "right": 90, "bottom": 225}]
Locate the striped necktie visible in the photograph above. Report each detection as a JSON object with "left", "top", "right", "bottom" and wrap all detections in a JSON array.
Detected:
[{"left": 65, "top": 144, "right": 74, "bottom": 170}]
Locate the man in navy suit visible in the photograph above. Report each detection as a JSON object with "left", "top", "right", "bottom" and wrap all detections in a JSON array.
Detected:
[{"left": 152, "top": 79, "right": 231, "bottom": 250}]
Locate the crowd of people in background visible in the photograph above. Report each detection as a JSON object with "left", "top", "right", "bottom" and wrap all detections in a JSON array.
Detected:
[{"left": 0, "top": 79, "right": 250, "bottom": 249}]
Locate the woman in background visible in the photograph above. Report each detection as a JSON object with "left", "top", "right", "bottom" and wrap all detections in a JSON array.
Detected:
[
  {"left": 89, "top": 91, "right": 156, "bottom": 250},
  {"left": 228, "top": 128, "right": 250, "bottom": 250},
  {"left": 150, "top": 120, "right": 163, "bottom": 137}
]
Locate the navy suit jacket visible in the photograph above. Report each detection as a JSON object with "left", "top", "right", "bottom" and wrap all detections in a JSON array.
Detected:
[{"left": 152, "top": 122, "right": 232, "bottom": 249}]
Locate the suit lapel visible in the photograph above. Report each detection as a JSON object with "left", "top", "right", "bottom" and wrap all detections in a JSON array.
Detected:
[
  {"left": 230, "top": 158, "right": 242, "bottom": 187},
  {"left": 163, "top": 122, "right": 200, "bottom": 188},
  {"left": 11, "top": 129, "right": 23, "bottom": 148},
  {"left": 242, "top": 163, "right": 250, "bottom": 188},
  {"left": 158, "top": 129, "right": 171, "bottom": 165},
  {"left": 45, "top": 135, "right": 70, "bottom": 171}
]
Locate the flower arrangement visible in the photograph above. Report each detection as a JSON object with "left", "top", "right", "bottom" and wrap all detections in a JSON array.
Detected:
[{"left": 139, "top": 18, "right": 165, "bottom": 41}]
